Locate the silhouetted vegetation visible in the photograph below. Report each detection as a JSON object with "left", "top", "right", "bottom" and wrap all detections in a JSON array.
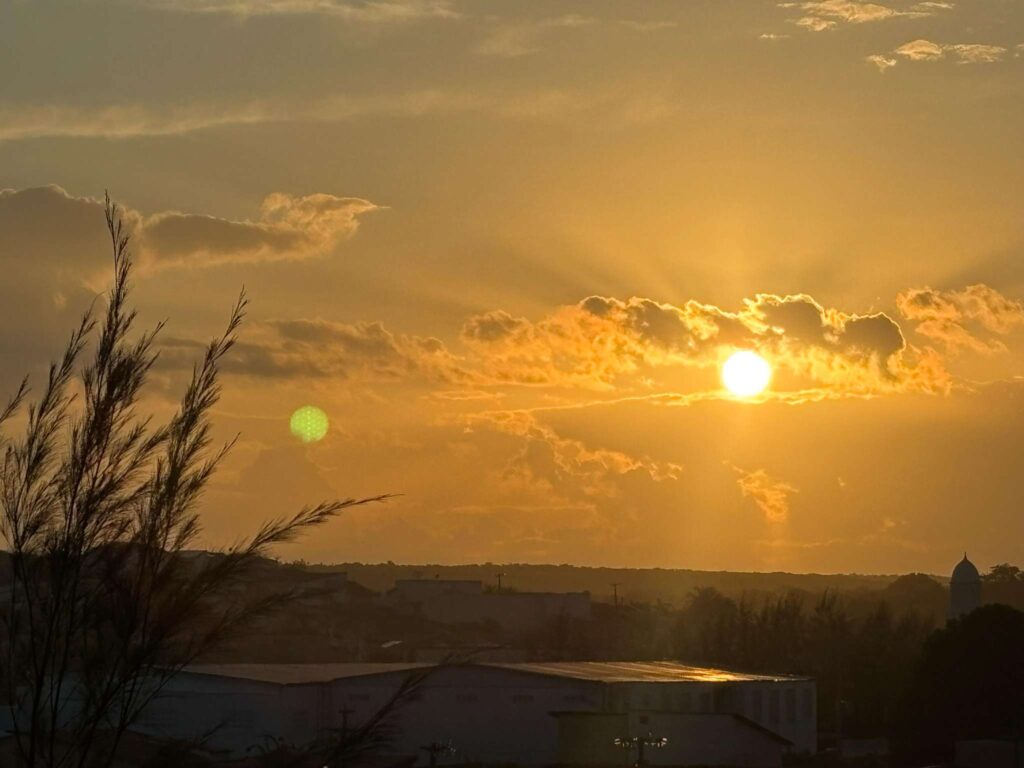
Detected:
[
  {"left": 894, "top": 603, "right": 1024, "bottom": 765},
  {"left": 0, "top": 198, "right": 384, "bottom": 767}
]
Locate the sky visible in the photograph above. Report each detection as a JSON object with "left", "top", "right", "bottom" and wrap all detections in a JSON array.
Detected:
[{"left": 2, "top": 0, "right": 1023, "bottom": 574}]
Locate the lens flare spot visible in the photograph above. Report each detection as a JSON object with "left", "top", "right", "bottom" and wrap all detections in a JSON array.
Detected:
[
  {"left": 289, "top": 405, "right": 329, "bottom": 443},
  {"left": 721, "top": 350, "right": 772, "bottom": 398}
]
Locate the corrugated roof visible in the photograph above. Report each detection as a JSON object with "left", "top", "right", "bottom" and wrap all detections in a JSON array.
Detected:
[{"left": 183, "top": 661, "right": 807, "bottom": 686}]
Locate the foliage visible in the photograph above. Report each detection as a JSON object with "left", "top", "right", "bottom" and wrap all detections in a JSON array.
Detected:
[
  {"left": 895, "top": 603, "right": 1024, "bottom": 764},
  {"left": 0, "top": 196, "right": 385, "bottom": 767},
  {"left": 670, "top": 587, "right": 934, "bottom": 740}
]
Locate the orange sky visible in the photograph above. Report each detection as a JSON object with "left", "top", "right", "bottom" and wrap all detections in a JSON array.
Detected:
[{"left": 2, "top": 0, "right": 1023, "bottom": 573}]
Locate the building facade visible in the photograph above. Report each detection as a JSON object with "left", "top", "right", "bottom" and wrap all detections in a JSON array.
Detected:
[{"left": 133, "top": 661, "right": 816, "bottom": 764}]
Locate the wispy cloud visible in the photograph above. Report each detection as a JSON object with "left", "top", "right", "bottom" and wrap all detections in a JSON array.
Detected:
[
  {"left": 868, "top": 38, "right": 1009, "bottom": 70},
  {"left": 474, "top": 14, "right": 675, "bottom": 58},
  {"left": 732, "top": 465, "right": 797, "bottom": 523},
  {"left": 897, "top": 285, "right": 1024, "bottom": 354},
  {"left": 0, "top": 86, "right": 681, "bottom": 143},
  {"left": 0, "top": 185, "right": 380, "bottom": 271},
  {"left": 784, "top": 0, "right": 949, "bottom": 32},
  {"left": 117, "top": 0, "right": 460, "bottom": 21}
]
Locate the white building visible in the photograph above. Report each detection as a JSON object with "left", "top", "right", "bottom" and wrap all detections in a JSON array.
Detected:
[
  {"left": 388, "top": 578, "right": 591, "bottom": 632},
  {"left": 133, "top": 661, "right": 815, "bottom": 764},
  {"left": 949, "top": 554, "right": 981, "bottom": 620}
]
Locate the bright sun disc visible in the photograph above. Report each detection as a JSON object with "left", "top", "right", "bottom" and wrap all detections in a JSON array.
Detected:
[{"left": 721, "top": 350, "right": 772, "bottom": 398}]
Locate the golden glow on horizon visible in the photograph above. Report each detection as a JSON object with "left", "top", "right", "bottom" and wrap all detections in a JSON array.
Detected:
[{"left": 721, "top": 350, "right": 772, "bottom": 398}]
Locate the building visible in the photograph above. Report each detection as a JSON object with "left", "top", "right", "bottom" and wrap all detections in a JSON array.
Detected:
[
  {"left": 132, "top": 661, "right": 816, "bottom": 765},
  {"left": 388, "top": 578, "right": 591, "bottom": 632},
  {"left": 554, "top": 711, "right": 792, "bottom": 767},
  {"left": 949, "top": 553, "right": 982, "bottom": 620}
]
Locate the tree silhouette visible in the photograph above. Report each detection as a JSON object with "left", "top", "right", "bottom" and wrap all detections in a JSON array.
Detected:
[
  {"left": 896, "top": 604, "right": 1024, "bottom": 763},
  {"left": 0, "top": 196, "right": 385, "bottom": 767}
]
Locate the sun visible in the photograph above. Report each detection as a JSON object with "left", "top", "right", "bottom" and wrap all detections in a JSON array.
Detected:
[{"left": 721, "top": 350, "right": 772, "bottom": 398}]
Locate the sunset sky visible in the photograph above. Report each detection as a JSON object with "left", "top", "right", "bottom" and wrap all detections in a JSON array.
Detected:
[{"left": 2, "top": 0, "right": 1024, "bottom": 574}]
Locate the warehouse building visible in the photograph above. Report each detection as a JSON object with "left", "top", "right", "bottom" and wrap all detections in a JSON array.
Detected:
[{"left": 133, "top": 661, "right": 815, "bottom": 765}]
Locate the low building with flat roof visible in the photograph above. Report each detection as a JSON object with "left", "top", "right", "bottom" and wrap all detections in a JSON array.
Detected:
[{"left": 132, "top": 661, "right": 815, "bottom": 764}]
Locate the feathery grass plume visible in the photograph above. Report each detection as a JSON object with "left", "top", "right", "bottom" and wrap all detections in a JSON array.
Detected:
[{"left": 0, "top": 193, "right": 388, "bottom": 768}]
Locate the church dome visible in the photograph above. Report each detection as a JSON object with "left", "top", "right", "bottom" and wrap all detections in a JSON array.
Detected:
[{"left": 951, "top": 554, "right": 980, "bottom": 583}]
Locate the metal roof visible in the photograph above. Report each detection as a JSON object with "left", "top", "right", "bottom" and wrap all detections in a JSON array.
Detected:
[
  {"left": 183, "top": 661, "right": 807, "bottom": 686},
  {"left": 184, "top": 663, "right": 431, "bottom": 685},
  {"left": 485, "top": 661, "right": 806, "bottom": 683}
]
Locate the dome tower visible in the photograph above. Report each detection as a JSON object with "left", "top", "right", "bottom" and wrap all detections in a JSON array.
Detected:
[{"left": 948, "top": 553, "right": 981, "bottom": 620}]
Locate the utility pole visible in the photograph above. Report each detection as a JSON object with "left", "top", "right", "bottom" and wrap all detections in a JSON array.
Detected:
[
  {"left": 420, "top": 739, "right": 456, "bottom": 768},
  {"left": 496, "top": 572, "right": 507, "bottom": 593},
  {"left": 611, "top": 582, "right": 620, "bottom": 607},
  {"left": 614, "top": 733, "right": 668, "bottom": 767}
]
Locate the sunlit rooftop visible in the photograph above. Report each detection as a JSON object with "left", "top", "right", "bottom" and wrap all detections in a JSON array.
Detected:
[{"left": 183, "top": 661, "right": 808, "bottom": 686}]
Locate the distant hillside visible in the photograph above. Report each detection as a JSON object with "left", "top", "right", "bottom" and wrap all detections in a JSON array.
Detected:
[{"left": 307, "top": 562, "right": 908, "bottom": 605}]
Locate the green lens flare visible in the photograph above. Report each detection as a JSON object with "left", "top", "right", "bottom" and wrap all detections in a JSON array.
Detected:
[{"left": 289, "top": 405, "right": 329, "bottom": 443}]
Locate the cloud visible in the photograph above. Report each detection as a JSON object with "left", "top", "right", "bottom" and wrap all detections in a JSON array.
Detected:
[
  {"left": 867, "top": 54, "right": 898, "bottom": 71},
  {"left": 141, "top": 192, "right": 379, "bottom": 268},
  {"left": 458, "top": 292, "right": 947, "bottom": 398},
  {"left": 468, "top": 410, "right": 681, "bottom": 502},
  {"left": 0, "top": 186, "right": 116, "bottom": 387},
  {"left": 869, "top": 39, "right": 1008, "bottom": 69},
  {"left": 733, "top": 466, "right": 797, "bottom": 523},
  {"left": 474, "top": 14, "right": 675, "bottom": 58},
  {"left": 796, "top": 16, "right": 837, "bottom": 31},
  {"left": 461, "top": 310, "right": 530, "bottom": 343},
  {"left": 0, "top": 185, "right": 379, "bottom": 273},
  {"left": 120, "top": 0, "right": 460, "bottom": 21},
  {"left": 0, "top": 190, "right": 964, "bottom": 405},
  {"left": 895, "top": 38, "right": 945, "bottom": 61},
  {"left": 158, "top": 317, "right": 471, "bottom": 384},
  {"left": 896, "top": 285, "right": 1024, "bottom": 354},
  {"left": 0, "top": 85, "right": 682, "bottom": 143},
  {"left": 787, "top": 0, "right": 947, "bottom": 32}
]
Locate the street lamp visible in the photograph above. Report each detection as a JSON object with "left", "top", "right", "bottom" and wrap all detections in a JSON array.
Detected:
[{"left": 613, "top": 733, "right": 668, "bottom": 767}]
